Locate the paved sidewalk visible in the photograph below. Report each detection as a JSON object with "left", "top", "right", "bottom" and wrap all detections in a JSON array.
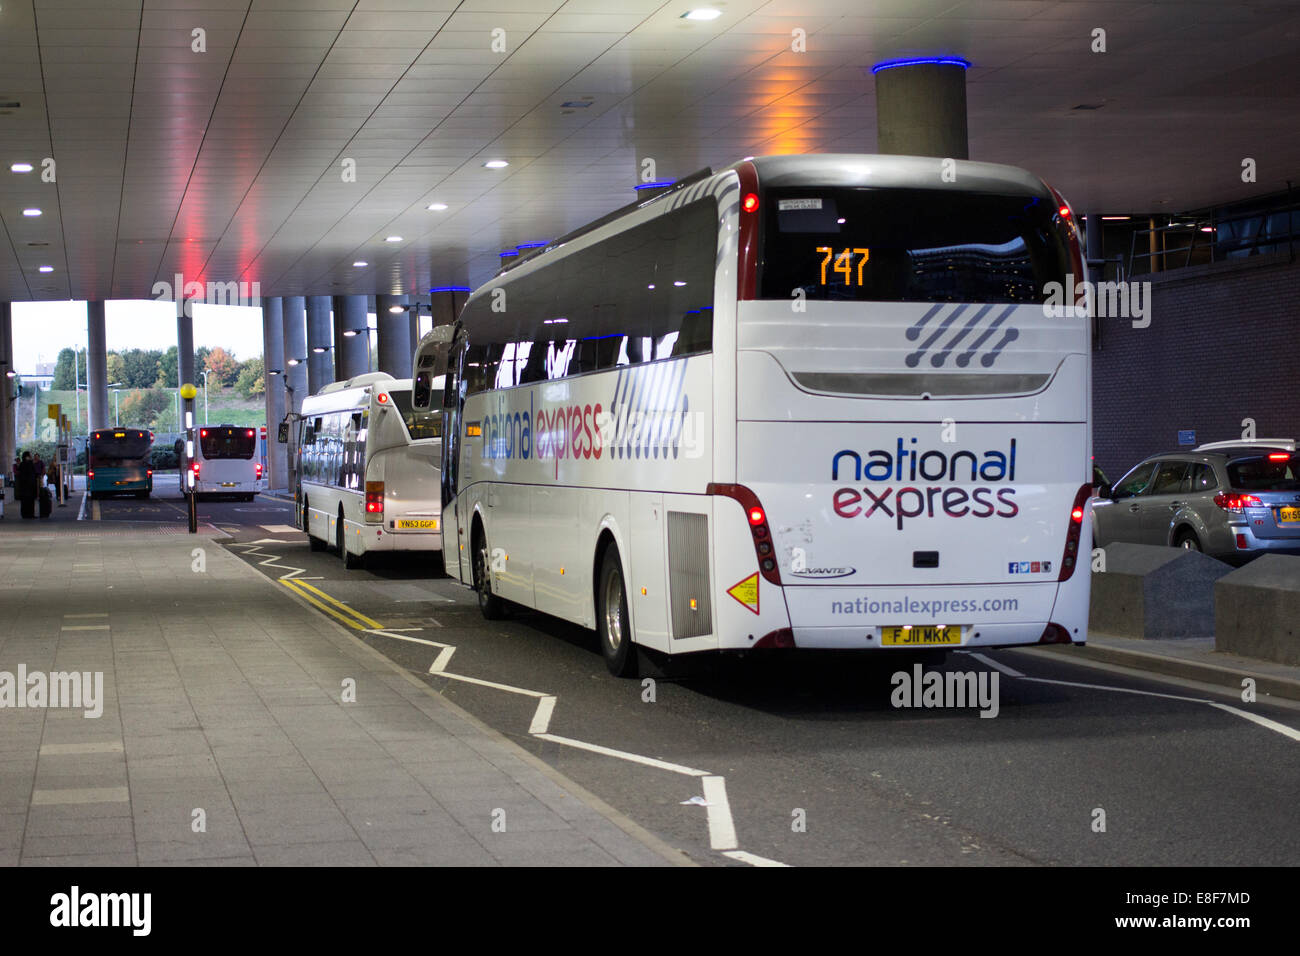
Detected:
[
  {"left": 0, "top": 524, "right": 682, "bottom": 866},
  {"left": 1031, "top": 631, "right": 1300, "bottom": 703}
]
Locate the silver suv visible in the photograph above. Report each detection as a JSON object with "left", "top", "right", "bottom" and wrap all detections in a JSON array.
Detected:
[{"left": 1092, "top": 439, "right": 1300, "bottom": 563}]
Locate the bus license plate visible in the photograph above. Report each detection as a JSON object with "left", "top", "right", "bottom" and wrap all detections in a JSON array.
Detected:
[
  {"left": 221, "top": 482, "right": 237, "bottom": 487},
  {"left": 881, "top": 625, "right": 963, "bottom": 646},
  {"left": 397, "top": 519, "right": 438, "bottom": 530},
  {"left": 1279, "top": 507, "right": 1300, "bottom": 523}
]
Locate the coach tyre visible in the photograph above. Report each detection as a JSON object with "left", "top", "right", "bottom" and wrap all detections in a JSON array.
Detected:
[
  {"left": 472, "top": 523, "right": 507, "bottom": 620},
  {"left": 598, "top": 547, "right": 637, "bottom": 678},
  {"left": 306, "top": 499, "right": 327, "bottom": 552}
]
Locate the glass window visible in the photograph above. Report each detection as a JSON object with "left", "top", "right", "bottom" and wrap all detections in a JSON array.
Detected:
[
  {"left": 1113, "top": 462, "right": 1157, "bottom": 499},
  {"left": 759, "top": 187, "right": 1072, "bottom": 304},
  {"left": 89, "top": 430, "right": 152, "bottom": 466},
  {"left": 387, "top": 389, "right": 442, "bottom": 440},
  {"left": 200, "top": 427, "right": 256, "bottom": 460},
  {"left": 1150, "top": 461, "right": 1189, "bottom": 495},
  {"left": 1188, "top": 463, "right": 1218, "bottom": 492},
  {"left": 1227, "top": 455, "right": 1300, "bottom": 491},
  {"left": 462, "top": 197, "right": 717, "bottom": 395}
]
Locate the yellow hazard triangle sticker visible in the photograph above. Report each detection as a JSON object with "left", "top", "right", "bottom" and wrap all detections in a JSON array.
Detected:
[{"left": 727, "top": 572, "right": 760, "bottom": 615}]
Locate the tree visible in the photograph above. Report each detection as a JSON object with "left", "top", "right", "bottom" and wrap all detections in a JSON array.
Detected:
[
  {"left": 155, "top": 345, "right": 179, "bottom": 388},
  {"left": 194, "top": 346, "right": 211, "bottom": 381},
  {"left": 53, "top": 348, "right": 85, "bottom": 390},
  {"left": 204, "top": 346, "right": 238, "bottom": 386},
  {"left": 119, "top": 348, "right": 163, "bottom": 389},
  {"left": 105, "top": 352, "right": 126, "bottom": 387},
  {"left": 234, "top": 356, "right": 265, "bottom": 399},
  {"left": 119, "top": 388, "right": 171, "bottom": 428}
]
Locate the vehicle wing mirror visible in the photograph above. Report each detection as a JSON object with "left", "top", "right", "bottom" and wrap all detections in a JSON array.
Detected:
[{"left": 1098, "top": 482, "right": 1112, "bottom": 499}]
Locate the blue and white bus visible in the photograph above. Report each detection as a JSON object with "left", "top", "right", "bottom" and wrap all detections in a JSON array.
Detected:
[{"left": 419, "top": 155, "right": 1093, "bottom": 676}]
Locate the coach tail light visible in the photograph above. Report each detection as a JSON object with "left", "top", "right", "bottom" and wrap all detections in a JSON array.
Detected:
[
  {"left": 708, "top": 483, "right": 782, "bottom": 585},
  {"left": 365, "top": 481, "right": 384, "bottom": 523}
]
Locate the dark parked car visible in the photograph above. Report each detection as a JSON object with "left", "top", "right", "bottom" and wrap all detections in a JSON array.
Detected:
[{"left": 1092, "top": 439, "right": 1300, "bottom": 563}]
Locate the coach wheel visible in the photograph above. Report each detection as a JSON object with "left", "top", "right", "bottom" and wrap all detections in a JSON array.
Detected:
[
  {"left": 306, "top": 499, "right": 326, "bottom": 551},
  {"left": 472, "top": 524, "right": 507, "bottom": 620},
  {"left": 598, "top": 546, "right": 637, "bottom": 678}
]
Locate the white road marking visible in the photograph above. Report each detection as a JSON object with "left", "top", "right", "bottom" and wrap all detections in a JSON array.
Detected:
[
  {"left": 1209, "top": 702, "right": 1300, "bottom": 742},
  {"left": 430, "top": 646, "right": 456, "bottom": 672},
  {"left": 363, "top": 629, "right": 449, "bottom": 649},
  {"left": 990, "top": 660, "right": 1300, "bottom": 743},
  {"left": 529, "top": 696, "right": 557, "bottom": 735},
  {"left": 964, "top": 651, "right": 1024, "bottom": 678},
  {"left": 64, "top": 613, "right": 108, "bottom": 619},
  {"left": 61, "top": 625, "right": 109, "bottom": 631},
  {"left": 533, "top": 733, "right": 710, "bottom": 777},
  {"left": 702, "top": 775, "right": 738, "bottom": 850},
  {"left": 260, "top": 525, "right": 301, "bottom": 534},
  {"left": 432, "top": 669, "right": 551, "bottom": 698},
  {"left": 722, "top": 849, "right": 791, "bottom": 867}
]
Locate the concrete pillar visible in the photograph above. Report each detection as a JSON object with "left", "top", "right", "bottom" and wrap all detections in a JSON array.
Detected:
[
  {"left": 282, "top": 296, "right": 308, "bottom": 407},
  {"left": 177, "top": 313, "right": 195, "bottom": 390},
  {"left": 281, "top": 295, "right": 307, "bottom": 497},
  {"left": 305, "top": 295, "right": 333, "bottom": 393},
  {"left": 375, "top": 295, "right": 410, "bottom": 376},
  {"left": 874, "top": 59, "right": 969, "bottom": 159},
  {"left": 0, "top": 303, "right": 13, "bottom": 471},
  {"left": 331, "top": 294, "right": 369, "bottom": 381},
  {"left": 1085, "top": 214, "right": 1104, "bottom": 285},
  {"left": 261, "top": 297, "right": 287, "bottom": 490},
  {"left": 87, "top": 301, "right": 109, "bottom": 430}
]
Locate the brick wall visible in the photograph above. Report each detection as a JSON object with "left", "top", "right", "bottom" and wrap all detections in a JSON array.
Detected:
[{"left": 1092, "top": 251, "right": 1300, "bottom": 482}]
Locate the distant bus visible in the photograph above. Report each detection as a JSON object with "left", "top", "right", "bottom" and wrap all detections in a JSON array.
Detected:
[
  {"left": 293, "top": 372, "right": 444, "bottom": 568},
  {"left": 420, "top": 154, "right": 1092, "bottom": 676},
  {"left": 188, "top": 424, "right": 262, "bottom": 501},
  {"left": 87, "top": 428, "right": 153, "bottom": 499}
]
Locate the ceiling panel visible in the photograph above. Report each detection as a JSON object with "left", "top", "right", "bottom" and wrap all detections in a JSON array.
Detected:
[{"left": 0, "top": 0, "right": 1295, "bottom": 302}]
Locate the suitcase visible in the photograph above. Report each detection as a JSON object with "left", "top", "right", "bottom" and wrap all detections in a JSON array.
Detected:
[{"left": 39, "top": 487, "right": 52, "bottom": 518}]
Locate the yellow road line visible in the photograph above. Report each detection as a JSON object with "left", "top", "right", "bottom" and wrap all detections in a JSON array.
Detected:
[{"left": 280, "top": 578, "right": 383, "bottom": 630}]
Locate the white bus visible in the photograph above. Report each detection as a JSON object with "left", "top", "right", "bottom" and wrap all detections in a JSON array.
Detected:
[
  {"left": 294, "top": 371, "right": 444, "bottom": 568},
  {"left": 418, "top": 154, "right": 1093, "bottom": 676},
  {"left": 190, "top": 424, "right": 262, "bottom": 501}
]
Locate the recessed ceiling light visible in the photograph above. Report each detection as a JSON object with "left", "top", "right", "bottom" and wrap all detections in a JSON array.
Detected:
[
  {"left": 38, "top": 265, "right": 53, "bottom": 273},
  {"left": 482, "top": 160, "right": 509, "bottom": 169},
  {"left": 21, "top": 208, "right": 40, "bottom": 217},
  {"left": 681, "top": 8, "right": 722, "bottom": 20},
  {"left": 427, "top": 202, "right": 448, "bottom": 211},
  {"left": 10, "top": 163, "right": 33, "bottom": 173},
  {"left": 385, "top": 236, "right": 402, "bottom": 243},
  {"left": 388, "top": 305, "right": 405, "bottom": 313},
  {"left": 353, "top": 260, "right": 368, "bottom": 267}
]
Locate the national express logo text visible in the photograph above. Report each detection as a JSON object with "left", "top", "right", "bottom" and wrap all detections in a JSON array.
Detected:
[
  {"left": 831, "top": 437, "right": 1019, "bottom": 530},
  {"left": 480, "top": 390, "right": 695, "bottom": 468}
]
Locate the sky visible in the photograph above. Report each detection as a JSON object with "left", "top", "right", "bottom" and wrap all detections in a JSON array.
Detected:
[{"left": 10, "top": 300, "right": 266, "bottom": 372}]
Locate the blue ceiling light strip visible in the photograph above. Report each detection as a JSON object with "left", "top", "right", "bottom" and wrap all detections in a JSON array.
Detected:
[
  {"left": 871, "top": 56, "right": 971, "bottom": 74},
  {"left": 429, "top": 286, "right": 471, "bottom": 293},
  {"left": 634, "top": 180, "right": 675, "bottom": 191},
  {"left": 515, "top": 240, "right": 549, "bottom": 249},
  {"left": 499, "top": 250, "right": 519, "bottom": 258}
]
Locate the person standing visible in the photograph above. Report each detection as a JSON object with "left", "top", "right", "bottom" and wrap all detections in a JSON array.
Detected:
[{"left": 15, "top": 452, "right": 37, "bottom": 520}]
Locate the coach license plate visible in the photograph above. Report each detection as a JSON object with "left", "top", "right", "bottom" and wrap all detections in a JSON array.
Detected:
[
  {"left": 397, "top": 519, "right": 438, "bottom": 530},
  {"left": 881, "top": 625, "right": 963, "bottom": 646},
  {"left": 221, "top": 482, "right": 237, "bottom": 487},
  {"left": 1279, "top": 507, "right": 1300, "bottom": 523}
]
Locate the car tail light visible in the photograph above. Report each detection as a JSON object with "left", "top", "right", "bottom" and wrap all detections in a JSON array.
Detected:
[
  {"left": 1058, "top": 484, "right": 1092, "bottom": 582},
  {"left": 147, "top": 469, "right": 153, "bottom": 477},
  {"left": 191, "top": 462, "right": 200, "bottom": 478},
  {"left": 365, "top": 481, "right": 384, "bottom": 517},
  {"left": 255, "top": 462, "right": 263, "bottom": 478},
  {"left": 1214, "top": 492, "right": 1263, "bottom": 513},
  {"left": 708, "top": 483, "right": 781, "bottom": 585},
  {"left": 87, "top": 470, "right": 94, "bottom": 479},
  {"left": 1235, "top": 533, "right": 1248, "bottom": 549},
  {"left": 1268, "top": 453, "right": 1290, "bottom": 461}
]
